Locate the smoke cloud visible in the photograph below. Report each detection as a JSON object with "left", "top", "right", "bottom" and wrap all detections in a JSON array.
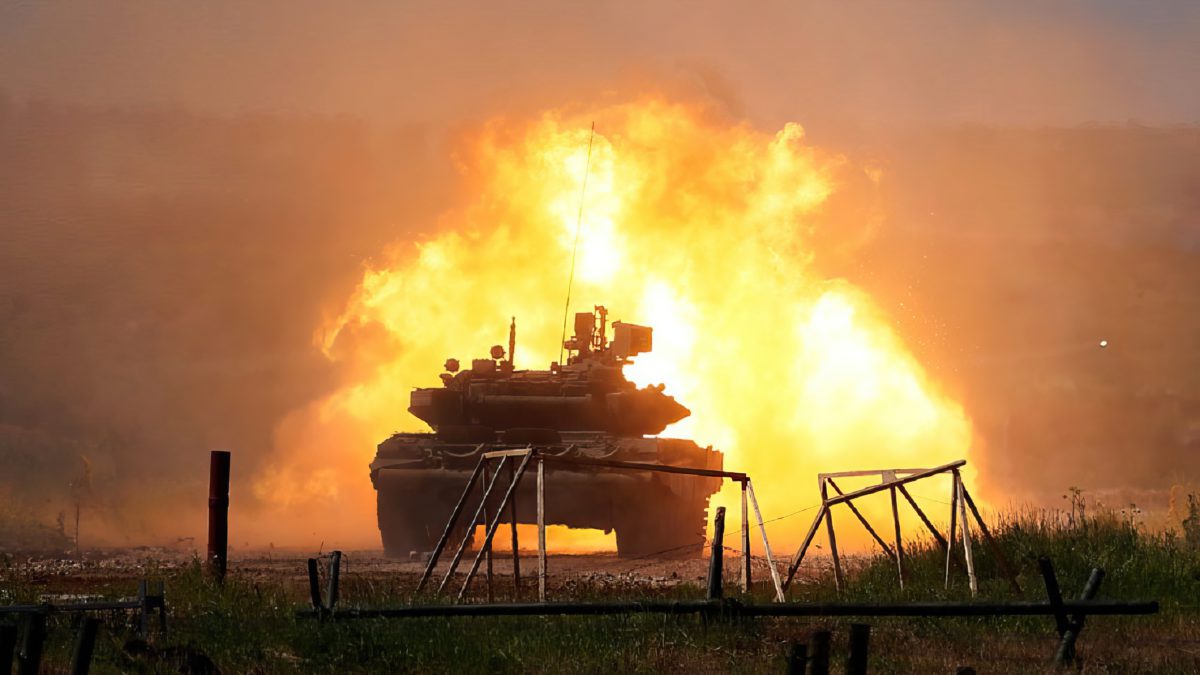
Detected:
[{"left": 0, "top": 1, "right": 1197, "bottom": 549}]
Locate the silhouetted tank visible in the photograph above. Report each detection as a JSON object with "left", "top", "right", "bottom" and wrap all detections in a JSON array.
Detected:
[{"left": 370, "top": 306, "right": 724, "bottom": 557}]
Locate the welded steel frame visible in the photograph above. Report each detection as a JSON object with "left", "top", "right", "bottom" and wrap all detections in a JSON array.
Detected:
[
  {"left": 781, "top": 459, "right": 1020, "bottom": 597},
  {"left": 414, "top": 447, "right": 787, "bottom": 603}
]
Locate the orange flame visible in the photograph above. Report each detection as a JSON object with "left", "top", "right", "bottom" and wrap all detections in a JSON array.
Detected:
[{"left": 253, "top": 96, "right": 974, "bottom": 552}]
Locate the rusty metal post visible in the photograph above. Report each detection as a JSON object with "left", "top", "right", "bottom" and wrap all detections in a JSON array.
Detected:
[
  {"left": 207, "top": 450, "right": 231, "bottom": 583},
  {"left": 785, "top": 641, "right": 807, "bottom": 675},
  {"left": 307, "top": 558, "right": 324, "bottom": 612},
  {"left": 69, "top": 616, "right": 99, "bottom": 675},
  {"left": 1055, "top": 568, "right": 1105, "bottom": 664},
  {"left": 809, "top": 630, "right": 831, "bottom": 675},
  {"left": 741, "top": 480, "right": 752, "bottom": 593},
  {"left": 17, "top": 612, "right": 45, "bottom": 675},
  {"left": 326, "top": 551, "right": 342, "bottom": 611},
  {"left": 537, "top": 456, "right": 547, "bottom": 602},
  {"left": 0, "top": 624, "right": 16, "bottom": 675},
  {"left": 707, "top": 506, "right": 726, "bottom": 600},
  {"left": 846, "top": 623, "right": 871, "bottom": 675}
]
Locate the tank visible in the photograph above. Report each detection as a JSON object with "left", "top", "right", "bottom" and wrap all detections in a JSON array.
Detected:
[{"left": 370, "top": 306, "right": 724, "bottom": 557}]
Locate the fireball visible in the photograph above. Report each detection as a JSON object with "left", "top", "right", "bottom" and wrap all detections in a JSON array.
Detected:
[{"left": 254, "top": 96, "right": 974, "bottom": 552}]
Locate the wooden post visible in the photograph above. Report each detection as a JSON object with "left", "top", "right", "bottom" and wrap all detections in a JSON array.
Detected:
[
  {"left": 961, "top": 486, "right": 1022, "bottom": 594},
  {"left": 956, "top": 472, "right": 977, "bottom": 596},
  {"left": 137, "top": 579, "right": 150, "bottom": 636},
  {"left": 809, "top": 630, "right": 832, "bottom": 675},
  {"left": 846, "top": 623, "right": 871, "bottom": 675},
  {"left": 1038, "top": 556, "right": 1070, "bottom": 638},
  {"left": 707, "top": 506, "right": 726, "bottom": 600},
  {"left": 481, "top": 461, "right": 494, "bottom": 603},
  {"left": 307, "top": 558, "right": 324, "bottom": 612},
  {"left": 890, "top": 487, "right": 905, "bottom": 590},
  {"left": 537, "top": 456, "right": 547, "bottom": 602},
  {"left": 69, "top": 616, "right": 99, "bottom": 675},
  {"left": 17, "top": 612, "right": 45, "bottom": 675},
  {"left": 1055, "top": 568, "right": 1105, "bottom": 664},
  {"left": 897, "top": 484, "right": 947, "bottom": 550},
  {"left": 785, "top": 641, "right": 808, "bottom": 675},
  {"left": 458, "top": 451, "right": 533, "bottom": 600},
  {"left": 827, "top": 479, "right": 894, "bottom": 558},
  {"left": 784, "top": 505, "right": 827, "bottom": 591},
  {"left": 415, "top": 455, "right": 485, "bottom": 594},
  {"left": 436, "top": 456, "right": 510, "bottom": 597},
  {"left": 0, "top": 624, "right": 17, "bottom": 675},
  {"left": 326, "top": 551, "right": 342, "bottom": 611},
  {"left": 945, "top": 470, "right": 959, "bottom": 589},
  {"left": 746, "top": 480, "right": 785, "bottom": 602},
  {"left": 207, "top": 450, "right": 231, "bottom": 584},
  {"left": 507, "top": 458, "right": 522, "bottom": 596},
  {"left": 741, "top": 480, "right": 752, "bottom": 593},
  {"left": 822, "top": 482, "right": 845, "bottom": 593}
]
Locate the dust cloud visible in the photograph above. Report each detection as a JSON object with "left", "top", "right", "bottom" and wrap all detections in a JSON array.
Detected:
[{"left": 0, "top": 1, "right": 1197, "bottom": 550}]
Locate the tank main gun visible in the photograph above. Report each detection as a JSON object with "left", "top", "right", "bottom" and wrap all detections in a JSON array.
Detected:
[{"left": 409, "top": 306, "right": 688, "bottom": 437}]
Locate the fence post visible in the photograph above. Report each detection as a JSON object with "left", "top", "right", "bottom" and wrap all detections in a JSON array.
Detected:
[
  {"left": 707, "top": 506, "right": 726, "bottom": 600},
  {"left": 808, "top": 630, "right": 831, "bottom": 675},
  {"left": 785, "top": 641, "right": 808, "bottom": 675},
  {"left": 69, "top": 616, "right": 99, "bottom": 675},
  {"left": 307, "top": 558, "right": 324, "bottom": 613},
  {"left": 846, "top": 623, "right": 871, "bottom": 675},
  {"left": 17, "top": 611, "right": 45, "bottom": 675},
  {"left": 207, "top": 450, "right": 231, "bottom": 584},
  {"left": 326, "top": 551, "right": 342, "bottom": 611},
  {"left": 0, "top": 624, "right": 17, "bottom": 675},
  {"left": 1055, "top": 568, "right": 1106, "bottom": 665}
]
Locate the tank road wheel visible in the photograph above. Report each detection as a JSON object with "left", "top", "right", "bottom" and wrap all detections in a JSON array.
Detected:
[{"left": 614, "top": 497, "right": 709, "bottom": 558}]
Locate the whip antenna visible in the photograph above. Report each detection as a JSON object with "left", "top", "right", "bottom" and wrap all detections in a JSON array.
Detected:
[{"left": 559, "top": 121, "right": 596, "bottom": 366}]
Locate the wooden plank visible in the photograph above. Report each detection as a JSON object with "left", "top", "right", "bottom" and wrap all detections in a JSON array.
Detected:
[
  {"left": 826, "top": 478, "right": 894, "bottom": 558},
  {"left": 458, "top": 452, "right": 534, "bottom": 601},
  {"left": 507, "top": 459, "right": 521, "bottom": 596},
  {"left": 537, "top": 457, "right": 547, "bottom": 602},
  {"left": 746, "top": 480, "right": 785, "bottom": 602},
  {"left": 945, "top": 471, "right": 959, "bottom": 590},
  {"left": 741, "top": 482, "right": 752, "bottom": 593},
  {"left": 482, "top": 462, "right": 494, "bottom": 603},
  {"left": 435, "top": 456, "right": 509, "bottom": 597},
  {"left": 539, "top": 454, "right": 748, "bottom": 481},
  {"left": 415, "top": 454, "right": 486, "bottom": 594},
  {"left": 826, "top": 506, "right": 845, "bottom": 593},
  {"left": 824, "top": 460, "right": 966, "bottom": 507},
  {"left": 890, "top": 487, "right": 905, "bottom": 590},
  {"left": 783, "top": 505, "right": 826, "bottom": 592},
  {"left": 896, "top": 484, "right": 948, "bottom": 550},
  {"left": 956, "top": 473, "right": 978, "bottom": 597},
  {"left": 961, "top": 486, "right": 1022, "bottom": 594}
]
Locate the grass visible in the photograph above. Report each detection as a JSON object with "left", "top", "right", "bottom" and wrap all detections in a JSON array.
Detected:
[{"left": 3, "top": 496, "right": 1200, "bottom": 673}]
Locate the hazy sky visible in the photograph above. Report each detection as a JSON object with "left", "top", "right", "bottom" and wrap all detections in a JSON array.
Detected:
[{"left": 1, "top": 1, "right": 1196, "bottom": 128}]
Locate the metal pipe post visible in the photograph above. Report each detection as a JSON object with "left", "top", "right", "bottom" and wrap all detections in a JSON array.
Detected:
[
  {"left": 207, "top": 450, "right": 231, "bottom": 583},
  {"left": 707, "top": 506, "right": 726, "bottom": 600}
]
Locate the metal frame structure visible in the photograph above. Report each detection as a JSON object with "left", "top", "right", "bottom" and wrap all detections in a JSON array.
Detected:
[
  {"left": 413, "top": 447, "right": 787, "bottom": 602},
  {"left": 782, "top": 459, "right": 1020, "bottom": 597}
]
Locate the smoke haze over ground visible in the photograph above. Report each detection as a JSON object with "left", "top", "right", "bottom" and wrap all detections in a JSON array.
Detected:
[{"left": 0, "top": 1, "right": 1197, "bottom": 549}]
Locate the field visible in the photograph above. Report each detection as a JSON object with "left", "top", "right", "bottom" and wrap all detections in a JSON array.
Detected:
[{"left": 4, "top": 500, "right": 1200, "bottom": 674}]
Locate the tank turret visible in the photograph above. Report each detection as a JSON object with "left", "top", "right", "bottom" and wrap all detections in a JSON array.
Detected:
[
  {"left": 371, "top": 304, "right": 723, "bottom": 558},
  {"left": 409, "top": 306, "right": 689, "bottom": 438}
]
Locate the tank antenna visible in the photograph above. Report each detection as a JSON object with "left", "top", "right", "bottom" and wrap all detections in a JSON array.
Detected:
[{"left": 559, "top": 121, "right": 596, "bottom": 366}]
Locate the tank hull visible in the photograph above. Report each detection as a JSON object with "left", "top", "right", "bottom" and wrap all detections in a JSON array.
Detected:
[{"left": 371, "top": 433, "right": 723, "bottom": 558}]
